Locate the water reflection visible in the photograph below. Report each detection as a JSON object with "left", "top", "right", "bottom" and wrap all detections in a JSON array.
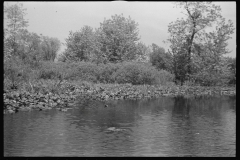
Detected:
[
  {"left": 4, "top": 96, "right": 235, "bottom": 157},
  {"left": 168, "top": 96, "right": 236, "bottom": 157}
]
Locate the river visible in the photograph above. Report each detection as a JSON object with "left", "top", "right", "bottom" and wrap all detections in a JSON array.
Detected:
[{"left": 4, "top": 96, "right": 236, "bottom": 157}]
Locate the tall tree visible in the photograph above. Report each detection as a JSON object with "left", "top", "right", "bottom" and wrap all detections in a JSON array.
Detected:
[
  {"left": 4, "top": 2, "right": 28, "bottom": 57},
  {"left": 65, "top": 25, "right": 96, "bottom": 62},
  {"left": 97, "top": 14, "right": 140, "bottom": 63},
  {"left": 166, "top": 2, "right": 234, "bottom": 84}
]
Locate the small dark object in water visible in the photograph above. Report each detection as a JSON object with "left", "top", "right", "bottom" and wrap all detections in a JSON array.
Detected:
[{"left": 104, "top": 104, "right": 108, "bottom": 107}]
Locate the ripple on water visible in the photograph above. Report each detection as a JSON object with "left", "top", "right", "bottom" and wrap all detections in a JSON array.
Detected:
[{"left": 4, "top": 96, "right": 236, "bottom": 157}]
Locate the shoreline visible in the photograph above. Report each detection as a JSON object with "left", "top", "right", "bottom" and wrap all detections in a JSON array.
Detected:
[{"left": 4, "top": 82, "right": 236, "bottom": 114}]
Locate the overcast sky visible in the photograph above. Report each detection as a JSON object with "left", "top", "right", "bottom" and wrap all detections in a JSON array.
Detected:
[{"left": 4, "top": 1, "right": 236, "bottom": 57}]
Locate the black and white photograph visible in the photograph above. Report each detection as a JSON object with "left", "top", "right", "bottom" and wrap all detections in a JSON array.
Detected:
[{"left": 4, "top": 1, "right": 236, "bottom": 157}]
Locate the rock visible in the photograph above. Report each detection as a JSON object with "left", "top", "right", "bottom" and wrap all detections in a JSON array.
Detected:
[{"left": 8, "top": 109, "right": 15, "bottom": 114}]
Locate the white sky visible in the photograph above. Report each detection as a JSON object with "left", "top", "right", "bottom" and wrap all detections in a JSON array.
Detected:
[{"left": 4, "top": 1, "right": 236, "bottom": 57}]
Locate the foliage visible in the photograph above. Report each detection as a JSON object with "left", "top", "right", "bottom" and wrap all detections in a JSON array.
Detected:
[
  {"left": 4, "top": 2, "right": 235, "bottom": 88},
  {"left": 64, "top": 26, "right": 96, "bottom": 62},
  {"left": 16, "top": 29, "right": 43, "bottom": 63},
  {"left": 97, "top": 63, "right": 122, "bottom": 83},
  {"left": 96, "top": 14, "right": 140, "bottom": 63},
  {"left": 56, "top": 52, "right": 67, "bottom": 62},
  {"left": 63, "top": 14, "right": 141, "bottom": 63},
  {"left": 4, "top": 33, "right": 14, "bottom": 62},
  {"left": 225, "top": 57, "right": 236, "bottom": 85},
  {"left": 14, "top": 60, "right": 174, "bottom": 86},
  {"left": 4, "top": 57, "right": 38, "bottom": 91},
  {"left": 191, "top": 57, "right": 235, "bottom": 86},
  {"left": 149, "top": 43, "right": 173, "bottom": 73},
  {"left": 40, "top": 36, "right": 61, "bottom": 61},
  {"left": 113, "top": 62, "right": 174, "bottom": 85},
  {"left": 156, "top": 69, "right": 175, "bottom": 85},
  {"left": 71, "top": 62, "right": 100, "bottom": 82},
  {"left": 4, "top": 2, "right": 29, "bottom": 58},
  {"left": 166, "top": 2, "right": 234, "bottom": 85},
  {"left": 172, "top": 42, "right": 190, "bottom": 85},
  {"left": 134, "top": 42, "right": 151, "bottom": 62},
  {"left": 37, "top": 61, "right": 77, "bottom": 81},
  {"left": 4, "top": 3, "right": 61, "bottom": 64},
  {"left": 4, "top": 57, "right": 24, "bottom": 90}
]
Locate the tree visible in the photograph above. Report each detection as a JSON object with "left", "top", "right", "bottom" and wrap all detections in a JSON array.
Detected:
[
  {"left": 15, "top": 29, "right": 43, "bottom": 64},
  {"left": 172, "top": 42, "right": 189, "bottom": 85},
  {"left": 4, "top": 2, "right": 28, "bottom": 57},
  {"left": 40, "top": 36, "right": 61, "bottom": 61},
  {"left": 4, "top": 29, "right": 13, "bottom": 62},
  {"left": 134, "top": 42, "right": 151, "bottom": 62},
  {"left": 64, "top": 25, "right": 96, "bottom": 62},
  {"left": 191, "top": 56, "right": 234, "bottom": 86},
  {"left": 149, "top": 43, "right": 173, "bottom": 73},
  {"left": 166, "top": 2, "right": 234, "bottom": 85},
  {"left": 197, "top": 18, "right": 234, "bottom": 62},
  {"left": 97, "top": 14, "right": 140, "bottom": 63}
]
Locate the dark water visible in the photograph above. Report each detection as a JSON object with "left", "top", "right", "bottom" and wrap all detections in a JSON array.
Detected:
[{"left": 4, "top": 96, "right": 236, "bottom": 157}]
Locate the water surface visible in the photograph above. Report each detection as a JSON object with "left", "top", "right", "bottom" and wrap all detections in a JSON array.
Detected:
[{"left": 4, "top": 96, "right": 236, "bottom": 157}]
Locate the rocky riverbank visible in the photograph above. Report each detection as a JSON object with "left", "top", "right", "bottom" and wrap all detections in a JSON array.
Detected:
[{"left": 4, "top": 81, "right": 236, "bottom": 114}]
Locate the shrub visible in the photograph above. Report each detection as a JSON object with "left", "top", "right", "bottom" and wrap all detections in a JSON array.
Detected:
[
  {"left": 38, "top": 61, "right": 63, "bottom": 80},
  {"left": 113, "top": 62, "right": 174, "bottom": 85},
  {"left": 97, "top": 63, "right": 122, "bottom": 83},
  {"left": 155, "top": 69, "right": 175, "bottom": 85},
  {"left": 191, "top": 66, "right": 234, "bottom": 87},
  {"left": 192, "top": 72, "right": 231, "bottom": 86},
  {"left": 4, "top": 57, "right": 175, "bottom": 89},
  {"left": 4, "top": 57, "right": 27, "bottom": 90},
  {"left": 31, "top": 61, "right": 99, "bottom": 82},
  {"left": 71, "top": 62, "right": 99, "bottom": 83},
  {"left": 36, "top": 61, "right": 78, "bottom": 81}
]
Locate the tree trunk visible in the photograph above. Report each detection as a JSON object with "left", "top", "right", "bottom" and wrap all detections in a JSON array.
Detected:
[{"left": 186, "top": 22, "right": 196, "bottom": 80}]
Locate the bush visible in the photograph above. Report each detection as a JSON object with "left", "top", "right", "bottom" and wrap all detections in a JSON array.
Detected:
[
  {"left": 97, "top": 63, "right": 122, "bottom": 83},
  {"left": 113, "top": 62, "right": 174, "bottom": 85},
  {"left": 4, "top": 57, "right": 27, "bottom": 90},
  {"left": 37, "top": 61, "right": 78, "bottom": 81},
  {"left": 38, "top": 62, "right": 62, "bottom": 79},
  {"left": 155, "top": 69, "right": 175, "bottom": 85},
  {"left": 34, "top": 61, "right": 99, "bottom": 82},
  {"left": 192, "top": 67, "right": 234, "bottom": 87},
  {"left": 4, "top": 57, "right": 175, "bottom": 89},
  {"left": 72, "top": 62, "right": 99, "bottom": 82}
]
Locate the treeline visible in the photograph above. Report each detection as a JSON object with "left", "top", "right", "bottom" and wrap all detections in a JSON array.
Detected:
[{"left": 4, "top": 2, "right": 236, "bottom": 92}]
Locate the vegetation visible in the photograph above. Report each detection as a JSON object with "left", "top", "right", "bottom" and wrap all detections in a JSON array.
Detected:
[
  {"left": 165, "top": 2, "right": 235, "bottom": 85},
  {"left": 149, "top": 43, "right": 173, "bottom": 73},
  {"left": 4, "top": 2, "right": 236, "bottom": 114}
]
